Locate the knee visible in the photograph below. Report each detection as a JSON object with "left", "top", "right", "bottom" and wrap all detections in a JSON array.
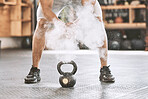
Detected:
[
  {"left": 34, "top": 19, "right": 48, "bottom": 38},
  {"left": 38, "top": 18, "right": 47, "bottom": 29}
]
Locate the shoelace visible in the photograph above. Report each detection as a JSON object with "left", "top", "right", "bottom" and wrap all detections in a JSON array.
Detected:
[
  {"left": 105, "top": 66, "right": 111, "bottom": 74},
  {"left": 29, "top": 68, "right": 38, "bottom": 75}
]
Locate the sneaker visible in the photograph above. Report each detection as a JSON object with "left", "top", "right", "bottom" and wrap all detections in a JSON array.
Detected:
[
  {"left": 99, "top": 66, "right": 115, "bottom": 83},
  {"left": 24, "top": 66, "right": 41, "bottom": 84}
]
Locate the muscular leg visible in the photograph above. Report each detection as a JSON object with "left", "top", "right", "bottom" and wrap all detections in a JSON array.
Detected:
[
  {"left": 99, "top": 34, "right": 115, "bottom": 82},
  {"left": 24, "top": 19, "right": 48, "bottom": 84},
  {"left": 32, "top": 19, "right": 47, "bottom": 68}
]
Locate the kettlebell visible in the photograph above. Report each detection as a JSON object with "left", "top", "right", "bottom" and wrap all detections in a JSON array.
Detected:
[
  {"left": 109, "top": 40, "right": 121, "bottom": 50},
  {"left": 57, "top": 61, "right": 77, "bottom": 88},
  {"left": 121, "top": 40, "right": 132, "bottom": 50},
  {"left": 22, "top": 37, "right": 32, "bottom": 49},
  {"left": 131, "top": 39, "right": 145, "bottom": 50}
]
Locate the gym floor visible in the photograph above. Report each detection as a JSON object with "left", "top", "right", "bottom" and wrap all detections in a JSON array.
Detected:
[{"left": 0, "top": 49, "right": 148, "bottom": 99}]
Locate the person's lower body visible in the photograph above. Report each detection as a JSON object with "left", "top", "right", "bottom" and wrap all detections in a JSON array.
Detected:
[
  {"left": 99, "top": 34, "right": 115, "bottom": 83},
  {"left": 24, "top": 18, "right": 47, "bottom": 84},
  {"left": 24, "top": 18, "right": 115, "bottom": 84}
]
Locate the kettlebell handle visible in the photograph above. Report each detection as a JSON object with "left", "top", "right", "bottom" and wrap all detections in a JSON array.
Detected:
[{"left": 57, "top": 61, "right": 77, "bottom": 75}]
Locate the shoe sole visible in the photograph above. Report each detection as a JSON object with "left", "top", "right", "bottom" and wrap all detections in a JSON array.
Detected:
[
  {"left": 24, "top": 80, "right": 41, "bottom": 84},
  {"left": 25, "top": 81, "right": 40, "bottom": 84},
  {"left": 100, "top": 78, "right": 115, "bottom": 83},
  {"left": 24, "top": 78, "right": 41, "bottom": 84}
]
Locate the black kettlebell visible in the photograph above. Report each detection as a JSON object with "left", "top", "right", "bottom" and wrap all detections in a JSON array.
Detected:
[
  {"left": 109, "top": 40, "right": 120, "bottom": 50},
  {"left": 22, "top": 37, "right": 32, "bottom": 49},
  {"left": 131, "top": 39, "right": 145, "bottom": 50},
  {"left": 57, "top": 61, "right": 77, "bottom": 88},
  {"left": 121, "top": 40, "right": 132, "bottom": 50}
]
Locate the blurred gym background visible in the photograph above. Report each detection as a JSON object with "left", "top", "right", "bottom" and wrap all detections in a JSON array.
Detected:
[{"left": 0, "top": 0, "right": 148, "bottom": 51}]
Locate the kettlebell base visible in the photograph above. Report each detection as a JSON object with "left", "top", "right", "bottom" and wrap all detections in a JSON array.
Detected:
[
  {"left": 61, "top": 86, "right": 75, "bottom": 88},
  {"left": 60, "top": 84, "right": 75, "bottom": 88}
]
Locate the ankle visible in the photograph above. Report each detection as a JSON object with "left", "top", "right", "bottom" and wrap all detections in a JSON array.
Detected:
[
  {"left": 32, "top": 65, "right": 39, "bottom": 69},
  {"left": 101, "top": 65, "right": 107, "bottom": 69}
]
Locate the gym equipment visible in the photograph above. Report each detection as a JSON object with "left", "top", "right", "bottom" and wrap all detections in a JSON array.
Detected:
[
  {"left": 22, "top": 37, "right": 32, "bottom": 49},
  {"left": 107, "top": 31, "right": 122, "bottom": 41},
  {"left": 107, "top": 31, "right": 122, "bottom": 50},
  {"left": 140, "top": 0, "right": 146, "bottom": 4},
  {"left": 115, "top": 17, "right": 123, "bottom": 23},
  {"left": 109, "top": 40, "right": 120, "bottom": 50},
  {"left": 57, "top": 61, "right": 77, "bottom": 88},
  {"left": 131, "top": 39, "right": 145, "bottom": 50},
  {"left": 121, "top": 40, "right": 132, "bottom": 50}
]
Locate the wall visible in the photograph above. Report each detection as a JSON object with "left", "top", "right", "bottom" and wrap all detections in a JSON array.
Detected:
[{"left": 0, "top": 37, "right": 22, "bottom": 49}]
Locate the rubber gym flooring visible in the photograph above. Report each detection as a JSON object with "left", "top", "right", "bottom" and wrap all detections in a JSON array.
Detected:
[{"left": 0, "top": 49, "right": 148, "bottom": 99}]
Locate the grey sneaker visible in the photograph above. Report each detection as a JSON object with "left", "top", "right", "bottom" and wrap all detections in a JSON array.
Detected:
[
  {"left": 24, "top": 66, "right": 41, "bottom": 84},
  {"left": 99, "top": 66, "right": 115, "bottom": 83}
]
